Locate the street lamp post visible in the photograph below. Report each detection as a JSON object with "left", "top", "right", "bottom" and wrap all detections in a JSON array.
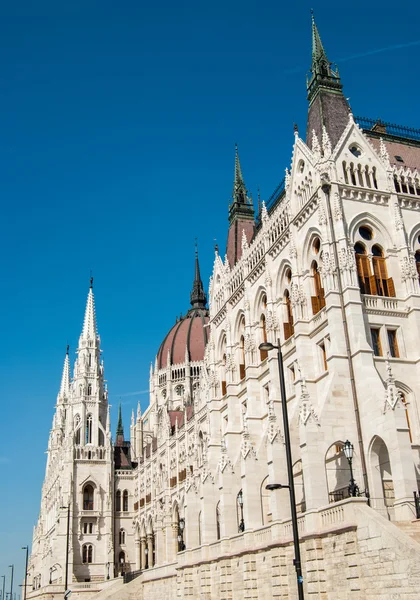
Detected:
[
  {"left": 144, "top": 547, "right": 149, "bottom": 570},
  {"left": 8, "top": 565, "right": 13, "bottom": 600},
  {"left": 21, "top": 547, "right": 28, "bottom": 600},
  {"left": 237, "top": 490, "right": 245, "bottom": 532},
  {"left": 60, "top": 504, "right": 71, "bottom": 598},
  {"left": 343, "top": 440, "right": 359, "bottom": 497},
  {"left": 2, "top": 574, "right": 6, "bottom": 600},
  {"left": 106, "top": 563, "right": 110, "bottom": 580},
  {"left": 260, "top": 339, "right": 305, "bottom": 600}
]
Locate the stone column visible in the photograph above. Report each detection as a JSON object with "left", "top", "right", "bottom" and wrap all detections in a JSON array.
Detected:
[
  {"left": 140, "top": 537, "right": 146, "bottom": 570},
  {"left": 135, "top": 539, "right": 140, "bottom": 571}
]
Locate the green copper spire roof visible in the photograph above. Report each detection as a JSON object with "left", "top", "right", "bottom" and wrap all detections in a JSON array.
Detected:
[
  {"left": 189, "top": 243, "right": 207, "bottom": 311},
  {"left": 116, "top": 403, "right": 124, "bottom": 438},
  {"left": 228, "top": 144, "right": 254, "bottom": 226},
  {"left": 311, "top": 11, "right": 328, "bottom": 68},
  {"left": 232, "top": 144, "right": 248, "bottom": 204},
  {"left": 307, "top": 11, "right": 342, "bottom": 104}
]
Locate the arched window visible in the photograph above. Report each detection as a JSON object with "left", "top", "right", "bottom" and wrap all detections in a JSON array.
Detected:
[
  {"left": 372, "top": 245, "right": 395, "bottom": 297},
  {"left": 220, "top": 335, "right": 227, "bottom": 396},
  {"left": 237, "top": 490, "right": 245, "bottom": 532},
  {"left": 116, "top": 490, "right": 121, "bottom": 512},
  {"left": 239, "top": 316, "right": 246, "bottom": 380},
  {"left": 239, "top": 336, "right": 245, "bottom": 380},
  {"left": 74, "top": 414, "right": 81, "bottom": 445},
  {"left": 216, "top": 502, "right": 221, "bottom": 540},
  {"left": 83, "top": 485, "right": 94, "bottom": 510},
  {"left": 401, "top": 394, "right": 413, "bottom": 444},
  {"left": 415, "top": 251, "right": 420, "bottom": 283},
  {"left": 355, "top": 242, "right": 374, "bottom": 294},
  {"left": 260, "top": 314, "right": 268, "bottom": 360},
  {"left": 82, "top": 544, "right": 93, "bottom": 564},
  {"left": 311, "top": 260, "right": 325, "bottom": 314},
  {"left": 123, "top": 490, "right": 129, "bottom": 512},
  {"left": 198, "top": 511, "right": 202, "bottom": 546},
  {"left": 119, "top": 528, "right": 126, "bottom": 545},
  {"left": 86, "top": 414, "right": 93, "bottom": 444},
  {"left": 198, "top": 431, "right": 204, "bottom": 467},
  {"left": 98, "top": 428, "right": 104, "bottom": 447},
  {"left": 283, "top": 290, "right": 294, "bottom": 340},
  {"left": 119, "top": 551, "right": 126, "bottom": 569}
]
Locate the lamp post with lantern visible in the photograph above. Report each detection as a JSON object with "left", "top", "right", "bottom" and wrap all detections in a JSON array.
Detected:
[{"left": 343, "top": 440, "right": 359, "bottom": 497}]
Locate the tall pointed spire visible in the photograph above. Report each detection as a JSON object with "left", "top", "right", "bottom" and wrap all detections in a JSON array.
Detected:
[
  {"left": 116, "top": 403, "right": 124, "bottom": 438},
  {"left": 233, "top": 144, "right": 248, "bottom": 205},
  {"left": 226, "top": 145, "right": 255, "bottom": 267},
  {"left": 189, "top": 242, "right": 207, "bottom": 311},
  {"left": 57, "top": 345, "right": 70, "bottom": 401},
  {"left": 80, "top": 277, "right": 98, "bottom": 342},
  {"left": 306, "top": 12, "right": 350, "bottom": 151}
]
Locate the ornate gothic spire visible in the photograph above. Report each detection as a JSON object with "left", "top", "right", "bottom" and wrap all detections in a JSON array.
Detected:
[
  {"left": 57, "top": 345, "right": 70, "bottom": 402},
  {"left": 189, "top": 244, "right": 207, "bottom": 310},
  {"left": 306, "top": 12, "right": 349, "bottom": 150},
  {"left": 116, "top": 403, "right": 124, "bottom": 438},
  {"left": 227, "top": 145, "right": 255, "bottom": 266},
  {"left": 80, "top": 277, "right": 98, "bottom": 343},
  {"left": 232, "top": 144, "right": 248, "bottom": 205}
]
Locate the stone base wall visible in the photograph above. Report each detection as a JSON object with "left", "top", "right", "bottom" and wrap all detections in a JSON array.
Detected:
[{"left": 28, "top": 499, "right": 420, "bottom": 600}]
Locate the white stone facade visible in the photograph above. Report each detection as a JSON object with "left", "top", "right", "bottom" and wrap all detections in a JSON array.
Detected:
[{"left": 28, "top": 19, "right": 420, "bottom": 600}]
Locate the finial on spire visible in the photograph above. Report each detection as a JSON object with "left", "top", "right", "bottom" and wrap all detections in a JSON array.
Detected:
[{"left": 66, "top": 344, "right": 69, "bottom": 355}]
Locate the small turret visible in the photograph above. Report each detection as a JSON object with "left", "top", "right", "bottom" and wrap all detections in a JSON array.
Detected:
[{"left": 116, "top": 403, "right": 124, "bottom": 447}]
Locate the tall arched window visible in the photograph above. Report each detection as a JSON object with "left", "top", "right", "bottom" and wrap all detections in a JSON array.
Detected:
[
  {"left": 355, "top": 242, "right": 374, "bottom": 294},
  {"left": 82, "top": 544, "right": 93, "bottom": 564},
  {"left": 198, "top": 511, "right": 202, "bottom": 546},
  {"left": 283, "top": 290, "right": 294, "bottom": 340},
  {"left": 116, "top": 490, "right": 121, "bottom": 512},
  {"left": 98, "top": 428, "right": 104, "bottom": 447},
  {"left": 119, "top": 528, "right": 126, "bottom": 545},
  {"left": 123, "top": 490, "right": 129, "bottom": 512},
  {"left": 74, "top": 414, "right": 81, "bottom": 445},
  {"left": 119, "top": 551, "right": 125, "bottom": 569},
  {"left": 220, "top": 335, "right": 227, "bottom": 396},
  {"left": 372, "top": 245, "right": 395, "bottom": 297},
  {"left": 401, "top": 394, "right": 413, "bottom": 444},
  {"left": 311, "top": 260, "right": 325, "bottom": 314},
  {"left": 216, "top": 502, "right": 221, "bottom": 540},
  {"left": 86, "top": 414, "right": 93, "bottom": 444},
  {"left": 83, "top": 485, "right": 94, "bottom": 511},
  {"left": 260, "top": 314, "right": 268, "bottom": 360},
  {"left": 239, "top": 335, "right": 245, "bottom": 380},
  {"left": 237, "top": 490, "right": 245, "bottom": 532},
  {"left": 87, "top": 383, "right": 92, "bottom": 396},
  {"left": 416, "top": 251, "right": 420, "bottom": 284}
]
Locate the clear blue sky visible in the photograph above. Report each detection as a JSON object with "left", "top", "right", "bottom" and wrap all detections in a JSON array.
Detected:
[{"left": 1, "top": 0, "right": 419, "bottom": 588}]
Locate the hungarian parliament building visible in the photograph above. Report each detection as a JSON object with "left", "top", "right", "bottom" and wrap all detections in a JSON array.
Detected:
[{"left": 28, "top": 15, "right": 420, "bottom": 600}]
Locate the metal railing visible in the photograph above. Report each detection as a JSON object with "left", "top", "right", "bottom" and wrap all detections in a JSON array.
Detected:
[
  {"left": 355, "top": 116, "right": 420, "bottom": 142},
  {"left": 414, "top": 491, "right": 420, "bottom": 519},
  {"left": 123, "top": 569, "right": 142, "bottom": 584},
  {"left": 256, "top": 178, "right": 286, "bottom": 227}
]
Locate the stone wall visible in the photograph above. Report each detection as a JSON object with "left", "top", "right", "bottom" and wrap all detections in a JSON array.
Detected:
[{"left": 135, "top": 499, "right": 420, "bottom": 600}]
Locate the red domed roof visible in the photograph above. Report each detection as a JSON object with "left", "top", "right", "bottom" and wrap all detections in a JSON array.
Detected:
[
  {"left": 157, "top": 250, "right": 209, "bottom": 369},
  {"left": 157, "top": 309, "right": 209, "bottom": 369}
]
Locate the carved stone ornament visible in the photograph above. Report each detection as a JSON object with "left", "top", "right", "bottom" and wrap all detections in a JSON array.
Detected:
[
  {"left": 261, "top": 201, "right": 269, "bottom": 223},
  {"left": 241, "top": 228, "right": 249, "bottom": 252},
  {"left": 225, "top": 352, "right": 236, "bottom": 372},
  {"left": 266, "top": 310, "right": 278, "bottom": 333},
  {"left": 321, "top": 125, "right": 332, "bottom": 159},
  {"left": 312, "top": 129, "right": 321, "bottom": 160},
  {"left": 299, "top": 379, "right": 319, "bottom": 426},
  {"left": 394, "top": 202, "right": 404, "bottom": 231},
  {"left": 384, "top": 356, "right": 403, "bottom": 412},
  {"left": 318, "top": 200, "right": 327, "bottom": 226},
  {"left": 333, "top": 192, "right": 343, "bottom": 221},
  {"left": 379, "top": 137, "right": 390, "bottom": 165},
  {"left": 291, "top": 282, "right": 306, "bottom": 307},
  {"left": 244, "top": 332, "right": 256, "bottom": 353}
]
